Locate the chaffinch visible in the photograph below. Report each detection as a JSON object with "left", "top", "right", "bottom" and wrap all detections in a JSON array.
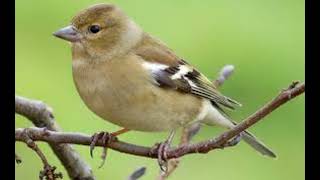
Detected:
[{"left": 53, "top": 3, "right": 276, "bottom": 164}]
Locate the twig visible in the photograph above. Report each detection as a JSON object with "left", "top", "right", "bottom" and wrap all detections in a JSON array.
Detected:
[
  {"left": 213, "top": 65, "right": 235, "bottom": 87},
  {"left": 15, "top": 81, "right": 305, "bottom": 160},
  {"left": 127, "top": 167, "right": 146, "bottom": 180},
  {"left": 15, "top": 96, "right": 95, "bottom": 180},
  {"left": 183, "top": 123, "right": 202, "bottom": 145},
  {"left": 165, "top": 81, "right": 305, "bottom": 157},
  {"left": 19, "top": 129, "right": 62, "bottom": 180}
]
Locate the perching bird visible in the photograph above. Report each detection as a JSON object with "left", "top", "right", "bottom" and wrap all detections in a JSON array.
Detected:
[{"left": 53, "top": 3, "right": 276, "bottom": 168}]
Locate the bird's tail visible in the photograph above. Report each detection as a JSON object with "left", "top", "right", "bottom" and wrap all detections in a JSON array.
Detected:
[
  {"left": 202, "top": 102, "right": 276, "bottom": 158},
  {"left": 241, "top": 130, "right": 276, "bottom": 158}
]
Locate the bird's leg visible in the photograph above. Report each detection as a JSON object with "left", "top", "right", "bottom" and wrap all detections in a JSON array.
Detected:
[
  {"left": 158, "top": 124, "right": 201, "bottom": 179},
  {"left": 219, "top": 133, "right": 243, "bottom": 149},
  {"left": 111, "top": 128, "right": 130, "bottom": 136},
  {"left": 157, "top": 130, "right": 176, "bottom": 173},
  {"left": 89, "top": 128, "right": 130, "bottom": 167}
]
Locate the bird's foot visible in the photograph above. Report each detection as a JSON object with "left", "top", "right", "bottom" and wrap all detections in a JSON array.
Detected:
[
  {"left": 89, "top": 131, "right": 117, "bottom": 168},
  {"left": 154, "top": 130, "right": 175, "bottom": 172},
  {"left": 156, "top": 140, "right": 171, "bottom": 173},
  {"left": 220, "top": 133, "right": 243, "bottom": 149}
]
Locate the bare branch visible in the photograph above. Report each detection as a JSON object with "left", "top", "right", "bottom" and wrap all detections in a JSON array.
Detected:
[
  {"left": 213, "top": 65, "right": 235, "bottom": 87},
  {"left": 15, "top": 82, "right": 305, "bottom": 160},
  {"left": 182, "top": 123, "right": 202, "bottom": 145},
  {"left": 165, "top": 82, "right": 305, "bottom": 157},
  {"left": 19, "top": 128, "right": 62, "bottom": 180},
  {"left": 15, "top": 96, "right": 95, "bottom": 180}
]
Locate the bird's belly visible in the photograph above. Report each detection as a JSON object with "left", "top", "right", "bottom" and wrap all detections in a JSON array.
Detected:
[
  {"left": 72, "top": 65, "right": 202, "bottom": 132},
  {"left": 104, "top": 89, "right": 197, "bottom": 132}
]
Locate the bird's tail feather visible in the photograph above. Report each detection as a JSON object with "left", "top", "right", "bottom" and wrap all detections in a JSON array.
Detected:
[
  {"left": 203, "top": 103, "right": 276, "bottom": 158},
  {"left": 241, "top": 130, "right": 276, "bottom": 158}
]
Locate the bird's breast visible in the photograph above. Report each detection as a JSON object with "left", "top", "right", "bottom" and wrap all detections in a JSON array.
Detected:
[{"left": 71, "top": 56, "right": 202, "bottom": 132}]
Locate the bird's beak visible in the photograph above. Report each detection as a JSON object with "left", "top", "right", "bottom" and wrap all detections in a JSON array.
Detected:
[{"left": 53, "top": 25, "right": 81, "bottom": 42}]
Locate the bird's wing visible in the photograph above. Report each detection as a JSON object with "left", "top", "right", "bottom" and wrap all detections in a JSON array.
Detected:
[{"left": 135, "top": 35, "right": 241, "bottom": 110}]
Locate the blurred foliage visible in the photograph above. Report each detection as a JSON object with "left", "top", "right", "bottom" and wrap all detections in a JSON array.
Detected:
[{"left": 15, "top": 0, "right": 304, "bottom": 179}]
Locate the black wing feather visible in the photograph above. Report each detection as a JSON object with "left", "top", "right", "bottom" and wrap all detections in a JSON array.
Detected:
[{"left": 151, "top": 59, "right": 241, "bottom": 110}]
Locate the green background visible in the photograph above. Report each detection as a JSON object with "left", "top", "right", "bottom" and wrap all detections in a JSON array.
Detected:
[{"left": 15, "top": 0, "right": 305, "bottom": 179}]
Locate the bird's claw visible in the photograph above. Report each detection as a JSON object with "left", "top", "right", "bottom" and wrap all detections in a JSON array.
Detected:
[
  {"left": 90, "top": 132, "right": 100, "bottom": 158},
  {"left": 157, "top": 140, "right": 170, "bottom": 172},
  {"left": 89, "top": 131, "right": 117, "bottom": 168}
]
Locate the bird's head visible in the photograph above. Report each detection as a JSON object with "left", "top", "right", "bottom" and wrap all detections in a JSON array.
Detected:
[{"left": 53, "top": 4, "right": 142, "bottom": 60}]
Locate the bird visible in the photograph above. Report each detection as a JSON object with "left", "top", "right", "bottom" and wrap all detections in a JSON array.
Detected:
[{"left": 53, "top": 3, "right": 276, "bottom": 169}]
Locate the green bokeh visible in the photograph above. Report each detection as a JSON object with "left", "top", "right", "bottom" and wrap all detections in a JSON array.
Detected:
[{"left": 15, "top": 0, "right": 304, "bottom": 179}]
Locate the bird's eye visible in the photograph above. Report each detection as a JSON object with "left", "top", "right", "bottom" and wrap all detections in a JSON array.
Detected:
[{"left": 89, "top": 25, "right": 100, "bottom": 33}]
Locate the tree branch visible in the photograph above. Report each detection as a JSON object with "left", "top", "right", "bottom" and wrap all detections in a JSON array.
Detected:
[
  {"left": 15, "top": 82, "right": 305, "bottom": 160},
  {"left": 18, "top": 128, "right": 63, "bottom": 180},
  {"left": 15, "top": 96, "right": 95, "bottom": 180}
]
